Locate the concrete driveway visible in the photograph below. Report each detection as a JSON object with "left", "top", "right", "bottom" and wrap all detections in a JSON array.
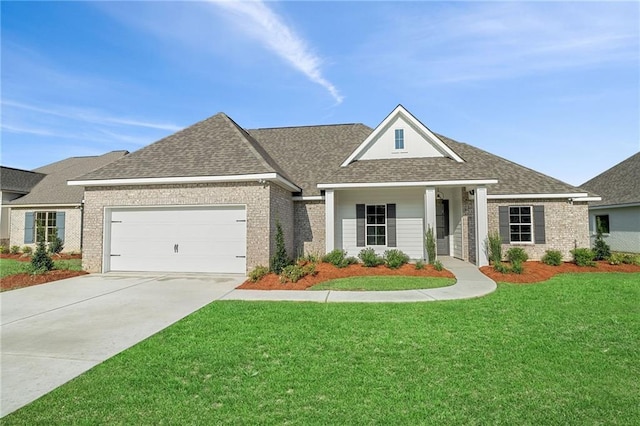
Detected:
[{"left": 0, "top": 273, "right": 244, "bottom": 417}]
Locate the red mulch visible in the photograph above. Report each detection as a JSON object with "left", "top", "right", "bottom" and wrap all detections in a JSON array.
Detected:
[
  {"left": 238, "top": 262, "right": 456, "bottom": 290},
  {"left": 1, "top": 253, "right": 86, "bottom": 291},
  {"left": 480, "top": 261, "right": 640, "bottom": 283}
]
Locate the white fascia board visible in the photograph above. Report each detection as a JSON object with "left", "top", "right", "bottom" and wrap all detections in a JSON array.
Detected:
[
  {"left": 487, "top": 193, "right": 590, "bottom": 200},
  {"left": 292, "top": 196, "right": 325, "bottom": 201},
  {"left": 7, "top": 203, "right": 80, "bottom": 208},
  {"left": 340, "top": 105, "right": 464, "bottom": 166},
  {"left": 69, "top": 173, "right": 301, "bottom": 192},
  {"left": 317, "top": 179, "right": 498, "bottom": 189},
  {"left": 589, "top": 202, "right": 639, "bottom": 209},
  {"left": 575, "top": 197, "right": 602, "bottom": 203}
]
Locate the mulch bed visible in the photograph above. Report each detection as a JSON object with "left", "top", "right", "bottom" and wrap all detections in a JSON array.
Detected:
[
  {"left": 0, "top": 253, "right": 87, "bottom": 291},
  {"left": 238, "top": 262, "right": 455, "bottom": 290},
  {"left": 480, "top": 261, "right": 640, "bottom": 283}
]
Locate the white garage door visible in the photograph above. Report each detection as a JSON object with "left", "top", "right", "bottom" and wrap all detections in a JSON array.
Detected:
[{"left": 108, "top": 206, "right": 246, "bottom": 273}]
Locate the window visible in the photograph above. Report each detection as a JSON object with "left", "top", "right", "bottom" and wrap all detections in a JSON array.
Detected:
[
  {"left": 34, "top": 212, "right": 58, "bottom": 243},
  {"left": 596, "top": 215, "right": 610, "bottom": 233},
  {"left": 509, "top": 206, "right": 532, "bottom": 242},
  {"left": 394, "top": 129, "right": 404, "bottom": 150},
  {"left": 366, "top": 205, "right": 386, "bottom": 245}
]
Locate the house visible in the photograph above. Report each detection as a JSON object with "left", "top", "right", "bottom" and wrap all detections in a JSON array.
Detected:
[
  {"left": 69, "top": 105, "right": 598, "bottom": 274},
  {"left": 582, "top": 152, "right": 640, "bottom": 253},
  {"left": 6, "top": 151, "right": 128, "bottom": 253},
  {"left": 0, "top": 167, "right": 45, "bottom": 247}
]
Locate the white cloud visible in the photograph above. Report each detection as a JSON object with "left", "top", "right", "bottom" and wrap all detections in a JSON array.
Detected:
[{"left": 211, "top": 0, "right": 343, "bottom": 104}]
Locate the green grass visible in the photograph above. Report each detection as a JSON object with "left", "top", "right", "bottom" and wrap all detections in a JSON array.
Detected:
[
  {"left": 0, "top": 258, "right": 82, "bottom": 278},
  {"left": 2, "top": 273, "right": 639, "bottom": 424},
  {"left": 309, "top": 275, "right": 455, "bottom": 291}
]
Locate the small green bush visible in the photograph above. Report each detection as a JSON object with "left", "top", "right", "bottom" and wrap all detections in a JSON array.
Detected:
[
  {"left": 302, "top": 262, "right": 317, "bottom": 277},
  {"left": 487, "top": 231, "right": 503, "bottom": 264},
  {"left": 433, "top": 260, "right": 444, "bottom": 271},
  {"left": 48, "top": 235, "right": 64, "bottom": 254},
  {"left": 511, "top": 259, "right": 524, "bottom": 274},
  {"left": 345, "top": 256, "right": 359, "bottom": 265},
  {"left": 425, "top": 226, "right": 436, "bottom": 264},
  {"left": 0, "top": 245, "right": 9, "bottom": 254},
  {"left": 541, "top": 250, "right": 563, "bottom": 266},
  {"left": 279, "top": 264, "right": 306, "bottom": 283},
  {"left": 10, "top": 245, "right": 21, "bottom": 255},
  {"left": 298, "top": 252, "right": 320, "bottom": 263},
  {"left": 22, "top": 246, "right": 33, "bottom": 255},
  {"left": 593, "top": 227, "right": 611, "bottom": 261},
  {"left": 571, "top": 248, "right": 596, "bottom": 267},
  {"left": 249, "top": 265, "right": 270, "bottom": 282},
  {"left": 506, "top": 247, "right": 528, "bottom": 264},
  {"left": 384, "top": 249, "right": 410, "bottom": 269},
  {"left": 358, "top": 248, "right": 384, "bottom": 267},
  {"left": 609, "top": 252, "right": 639, "bottom": 266},
  {"left": 322, "top": 249, "right": 350, "bottom": 268},
  {"left": 415, "top": 260, "right": 425, "bottom": 270},
  {"left": 31, "top": 240, "right": 54, "bottom": 273},
  {"left": 270, "top": 220, "right": 291, "bottom": 274},
  {"left": 493, "top": 262, "right": 510, "bottom": 274}
]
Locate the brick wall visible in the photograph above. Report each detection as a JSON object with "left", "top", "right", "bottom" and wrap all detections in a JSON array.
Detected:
[
  {"left": 10, "top": 207, "right": 82, "bottom": 252},
  {"left": 82, "top": 182, "right": 275, "bottom": 273},
  {"left": 269, "top": 184, "right": 294, "bottom": 261},
  {"left": 487, "top": 199, "right": 589, "bottom": 261},
  {"left": 293, "top": 200, "right": 326, "bottom": 257}
]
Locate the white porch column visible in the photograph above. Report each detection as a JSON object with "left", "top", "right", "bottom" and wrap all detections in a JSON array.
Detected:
[
  {"left": 424, "top": 187, "right": 437, "bottom": 259},
  {"left": 325, "top": 189, "right": 335, "bottom": 253},
  {"left": 474, "top": 186, "right": 489, "bottom": 266}
]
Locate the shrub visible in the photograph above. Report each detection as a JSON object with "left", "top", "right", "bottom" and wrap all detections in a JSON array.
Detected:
[
  {"left": 593, "top": 227, "right": 611, "bottom": 261},
  {"left": 31, "top": 240, "right": 54, "bottom": 273},
  {"left": 571, "top": 248, "right": 596, "bottom": 267},
  {"left": 487, "top": 231, "right": 503, "bottom": 264},
  {"left": 511, "top": 259, "right": 524, "bottom": 274},
  {"left": 493, "top": 262, "right": 510, "bottom": 274},
  {"left": 541, "top": 250, "right": 562, "bottom": 266},
  {"left": 433, "top": 260, "right": 444, "bottom": 272},
  {"left": 302, "top": 262, "right": 317, "bottom": 277},
  {"left": 358, "top": 248, "right": 384, "bottom": 267},
  {"left": 22, "top": 246, "right": 33, "bottom": 255},
  {"left": 415, "top": 260, "right": 425, "bottom": 270},
  {"left": 425, "top": 226, "right": 436, "bottom": 264},
  {"left": 506, "top": 247, "right": 528, "bottom": 264},
  {"left": 384, "top": 249, "right": 410, "bottom": 269},
  {"left": 249, "top": 265, "right": 270, "bottom": 282},
  {"left": 48, "top": 235, "right": 64, "bottom": 254},
  {"left": 279, "top": 264, "right": 306, "bottom": 283},
  {"left": 299, "top": 252, "right": 320, "bottom": 263},
  {"left": 609, "top": 252, "right": 640, "bottom": 266},
  {"left": 270, "top": 220, "right": 291, "bottom": 274},
  {"left": 10, "top": 245, "right": 21, "bottom": 255},
  {"left": 322, "top": 249, "right": 350, "bottom": 268},
  {"left": 0, "top": 245, "right": 8, "bottom": 254},
  {"left": 345, "top": 256, "right": 359, "bottom": 265}
]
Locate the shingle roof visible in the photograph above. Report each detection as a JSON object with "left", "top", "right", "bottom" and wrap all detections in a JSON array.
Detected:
[
  {"left": 0, "top": 167, "right": 45, "bottom": 194},
  {"left": 79, "top": 113, "right": 293, "bottom": 182},
  {"left": 581, "top": 152, "right": 640, "bottom": 207},
  {"left": 8, "top": 151, "right": 128, "bottom": 205},
  {"left": 76, "top": 111, "right": 590, "bottom": 198}
]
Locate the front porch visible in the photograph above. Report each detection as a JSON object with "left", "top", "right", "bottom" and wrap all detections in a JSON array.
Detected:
[{"left": 320, "top": 182, "right": 494, "bottom": 267}]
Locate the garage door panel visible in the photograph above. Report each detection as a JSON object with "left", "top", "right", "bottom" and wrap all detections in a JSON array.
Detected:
[{"left": 108, "top": 207, "right": 246, "bottom": 273}]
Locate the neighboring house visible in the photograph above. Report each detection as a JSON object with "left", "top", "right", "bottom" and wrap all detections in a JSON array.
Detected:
[
  {"left": 7, "top": 151, "right": 128, "bottom": 253},
  {"left": 69, "top": 105, "right": 598, "bottom": 274},
  {"left": 0, "top": 167, "right": 45, "bottom": 247},
  {"left": 582, "top": 152, "right": 640, "bottom": 253}
]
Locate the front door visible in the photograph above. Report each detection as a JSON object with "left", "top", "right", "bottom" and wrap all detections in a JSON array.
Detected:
[{"left": 436, "top": 199, "right": 450, "bottom": 256}]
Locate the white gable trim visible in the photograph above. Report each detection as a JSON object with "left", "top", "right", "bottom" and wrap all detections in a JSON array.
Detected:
[
  {"left": 318, "top": 179, "right": 497, "bottom": 189},
  {"left": 341, "top": 105, "right": 464, "bottom": 166},
  {"left": 487, "top": 193, "right": 592, "bottom": 200},
  {"left": 68, "top": 173, "right": 301, "bottom": 192}
]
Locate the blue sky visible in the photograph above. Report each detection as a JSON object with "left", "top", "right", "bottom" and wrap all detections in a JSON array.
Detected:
[{"left": 1, "top": 1, "right": 638, "bottom": 186}]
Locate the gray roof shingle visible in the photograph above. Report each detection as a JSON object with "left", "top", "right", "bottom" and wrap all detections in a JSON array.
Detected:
[
  {"left": 9, "top": 151, "right": 128, "bottom": 205},
  {"left": 581, "top": 152, "right": 640, "bottom": 207},
  {"left": 0, "top": 167, "right": 45, "bottom": 194}
]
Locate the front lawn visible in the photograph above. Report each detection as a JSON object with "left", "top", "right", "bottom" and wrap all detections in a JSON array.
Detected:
[
  {"left": 3, "top": 273, "right": 639, "bottom": 424},
  {"left": 309, "top": 275, "right": 455, "bottom": 291},
  {"left": 0, "top": 258, "right": 85, "bottom": 291},
  {"left": 0, "top": 259, "right": 31, "bottom": 278}
]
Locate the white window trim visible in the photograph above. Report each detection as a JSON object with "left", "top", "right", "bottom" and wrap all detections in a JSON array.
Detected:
[
  {"left": 366, "top": 204, "right": 387, "bottom": 246},
  {"left": 509, "top": 205, "right": 534, "bottom": 244},
  {"left": 34, "top": 211, "right": 58, "bottom": 244},
  {"left": 394, "top": 128, "right": 405, "bottom": 150}
]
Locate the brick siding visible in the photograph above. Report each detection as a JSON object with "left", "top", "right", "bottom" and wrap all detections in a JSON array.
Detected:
[
  {"left": 293, "top": 200, "right": 326, "bottom": 257},
  {"left": 10, "top": 207, "right": 82, "bottom": 252}
]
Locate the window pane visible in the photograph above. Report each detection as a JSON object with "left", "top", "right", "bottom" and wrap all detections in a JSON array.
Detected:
[
  {"left": 367, "top": 205, "right": 376, "bottom": 214},
  {"left": 367, "top": 236, "right": 376, "bottom": 245},
  {"left": 376, "top": 205, "right": 385, "bottom": 215},
  {"left": 522, "top": 215, "right": 531, "bottom": 223},
  {"left": 377, "top": 236, "right": 386, "bottom": 245},
  {"left": 510, "top": 215, "right": 520, "bottom": 223},
  {"left": 367, "top": 215, "right": 376, "bottom": 224}
]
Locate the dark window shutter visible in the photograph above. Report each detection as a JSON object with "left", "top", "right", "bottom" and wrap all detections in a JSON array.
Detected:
[
  {"left": 498, "top": 206, "right": 510, "bottom": 243},
  {"left": 533, "top": 205, "right": 546, "bottom": 244},
  {"left": 356, "top": 204, "right": 365, "bottom": 247},
  {"left": 387, "top": 204, "right": 396, "bottom": 247},
  {"left": 57, "top": 212, "right": 66, "bottom": 242},
  {"left": 24, "top": 212, "right": 35, "bottom": 244}
]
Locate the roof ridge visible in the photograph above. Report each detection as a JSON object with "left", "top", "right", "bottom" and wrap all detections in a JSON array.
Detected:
[{"left": 249, "top": 123, "right": 363, "bottom": 131}]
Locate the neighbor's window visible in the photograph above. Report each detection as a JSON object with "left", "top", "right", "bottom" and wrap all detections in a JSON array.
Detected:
[
  {"left": 366, "top": 205, "right": 386, "bottom": 245},
  {"left": 509, "top": 206, "right": 532, "bottom": 242},
  {"left": 35, "top": 211, "right": 57, "bottom": 243},
  {"left": 394, "top": 129, "right": 404, "bottom": 150},
  {"left": 596, "top": 215, "right": 610, "bottom": 234}
]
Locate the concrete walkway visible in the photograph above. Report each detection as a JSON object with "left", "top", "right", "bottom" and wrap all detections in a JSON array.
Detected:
[{"left": 222, "top": 257, "right": 496, "bottom": 303}]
